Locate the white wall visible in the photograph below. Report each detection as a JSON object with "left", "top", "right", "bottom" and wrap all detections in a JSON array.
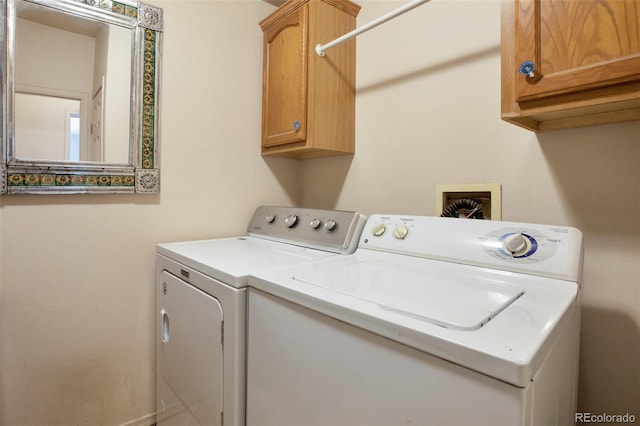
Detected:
[
  {"left": 14, "top": 93, "right": 79, "bottom": 160},
  {"left": 104, "top": 25, "right": 134, "bottom": 164},
  {"left": 1, "top": 0, "right": 638, "bottom": 425},
  {"left": 16, "top": 18, "right": 95, "bottom": 95},
  {"left": 0, "top": 1, "right": 300, "bottom": 425},
  {"left": 302, "top": 0, "right": 640, "bottom": 417}
]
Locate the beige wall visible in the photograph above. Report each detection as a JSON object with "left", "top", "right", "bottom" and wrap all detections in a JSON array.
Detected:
[
  {"left": 1, "top": 0, "right": 638, "bottom": 425},
  {"left": 0, "top": 1, "right": 300, "bottom": 425},
  {"left": 302, "top": 0, "right": 639, "bottom": 419}
]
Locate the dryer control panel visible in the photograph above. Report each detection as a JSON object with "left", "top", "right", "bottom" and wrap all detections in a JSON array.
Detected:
[
  {"left": 360, "top": 215, "right": 583, "bottom": 282},
  {"left": 248, "top": 206, "right": 366, "bottom": 255}
]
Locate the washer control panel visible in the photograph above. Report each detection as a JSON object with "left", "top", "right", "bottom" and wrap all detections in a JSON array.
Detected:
[
  {"left": 480, "top": 227, "right": 558, "bottom": 262},
  {"left": 360, "top": 215, "right": 583, "bottom": 281},
  {"left": 365, "top": 218, "right": 414, "bottom": 241}
]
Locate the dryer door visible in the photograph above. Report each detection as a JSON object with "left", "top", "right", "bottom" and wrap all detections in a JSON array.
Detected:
[{"left": 158, "top": 271, "right": 223, "bottom": 426}]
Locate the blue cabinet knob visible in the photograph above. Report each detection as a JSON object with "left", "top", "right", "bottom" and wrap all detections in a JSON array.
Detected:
[{"left": 518, "top": 61, "right": 536, "bottom": 78}]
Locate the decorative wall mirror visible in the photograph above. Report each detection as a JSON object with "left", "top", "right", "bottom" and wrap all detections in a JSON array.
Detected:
[{"left": 1, "top": 0, "right": 162, "bottom": 194}]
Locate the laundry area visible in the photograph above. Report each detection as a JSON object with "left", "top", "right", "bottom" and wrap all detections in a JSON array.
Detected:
[{"left": 0, "top": 0, "right": 639, "bottom": 425}]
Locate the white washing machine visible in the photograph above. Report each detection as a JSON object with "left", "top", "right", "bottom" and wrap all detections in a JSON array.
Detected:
[
  {"left": 247, "top": 214, "right": 583, "bottom": 426},
  {"left": 155, "top": 206, "right": 366, "bottom": 426}
]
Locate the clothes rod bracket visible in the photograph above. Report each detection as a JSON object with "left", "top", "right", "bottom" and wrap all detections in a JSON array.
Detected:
[{"left": 315, "top": 0, "right": 432, "bottom": 57}]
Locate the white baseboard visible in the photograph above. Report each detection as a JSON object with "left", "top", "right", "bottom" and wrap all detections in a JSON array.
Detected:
[{"left": 120, "top": 412, "right": 156, "bottom": 426}]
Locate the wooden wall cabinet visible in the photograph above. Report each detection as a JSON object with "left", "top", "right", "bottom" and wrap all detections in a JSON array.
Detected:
[
  {"left": 501, "top": 0, "right": 640, "bottom": 131},
  {"left": 260, "top": 0, "right": 360, "bottom": 158}
]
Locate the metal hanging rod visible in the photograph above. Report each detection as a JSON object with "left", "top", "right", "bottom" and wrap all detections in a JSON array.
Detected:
[{"left": 315, "top": 0, "right": 432, "bottom": 57}]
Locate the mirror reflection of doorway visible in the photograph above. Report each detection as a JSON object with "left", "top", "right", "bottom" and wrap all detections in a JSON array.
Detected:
[
  {"left": 14, "top": 0, "right": 132, "bottom": 165},
  {"left": 15, "top": 91, "right": 83, "bottom": 161},
  {"left": 91, "top": 80, "right": 105, "bottom": 162}
]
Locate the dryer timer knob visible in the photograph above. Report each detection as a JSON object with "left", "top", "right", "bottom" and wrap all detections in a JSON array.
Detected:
[
  {"left": 285, "top": 215, "right": 298, "bottom": 228},
  {"left": 324, "top": 219, "right": 337, "bottom": 231}
]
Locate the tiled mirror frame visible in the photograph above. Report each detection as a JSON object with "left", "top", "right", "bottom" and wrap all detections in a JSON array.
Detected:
[{"left": 0, "top": 0, "right": 163, "bottom": 194}]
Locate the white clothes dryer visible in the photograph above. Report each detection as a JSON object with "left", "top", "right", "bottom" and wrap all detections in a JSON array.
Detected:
[
  {"left": 247, "top": 214, "right": 583, "bottom": 426},
  {"left": 155, "top": 206, "right": 365, "bottom": 426}
]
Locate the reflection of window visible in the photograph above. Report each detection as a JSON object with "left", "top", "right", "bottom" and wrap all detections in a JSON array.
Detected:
[{"left": 69, "top": 113, "right": 80, "bottom": 161}]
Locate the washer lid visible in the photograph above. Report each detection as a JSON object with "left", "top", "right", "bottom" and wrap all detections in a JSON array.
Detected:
[
  {"left": 250, "top": 250, "right": 579, "bottom": 387},
  {"left": 293, "top": 260, "right": 524, "bottom": 331}
]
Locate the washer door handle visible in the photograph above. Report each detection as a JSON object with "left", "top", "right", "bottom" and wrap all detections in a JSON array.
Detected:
[{"left": 161, "top": 309, "right": 170, "bottom": 343}]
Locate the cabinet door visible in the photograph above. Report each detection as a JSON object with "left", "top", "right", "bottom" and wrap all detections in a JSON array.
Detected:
[
  {"left": 261, "top": 6, "right": 308, "bottom": 148},
  {"left": 514, "top": 0, "right": 640, "bottom": 102}
]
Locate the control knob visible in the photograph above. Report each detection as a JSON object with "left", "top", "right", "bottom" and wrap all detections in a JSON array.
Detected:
[
  {"left": 503, "top": 233, "right": 529, "bottom": 256},
  {"left": 372, "top": 223, "right": 386, "bottom": 237},
  {"left": 285, "top": 214, "right": 298, "bottom": 228},
  {"left": 393, "top": 225, "right": 409, "bottom": 240},
  {"left": 265, "top": 214, "right": 276, "bottom": 224},
  {"left": 310, "top": 218, "right": 322, "bottom": 229},
  {"left": 324, "top": 219, "right": 337, "bottom": 231}
]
